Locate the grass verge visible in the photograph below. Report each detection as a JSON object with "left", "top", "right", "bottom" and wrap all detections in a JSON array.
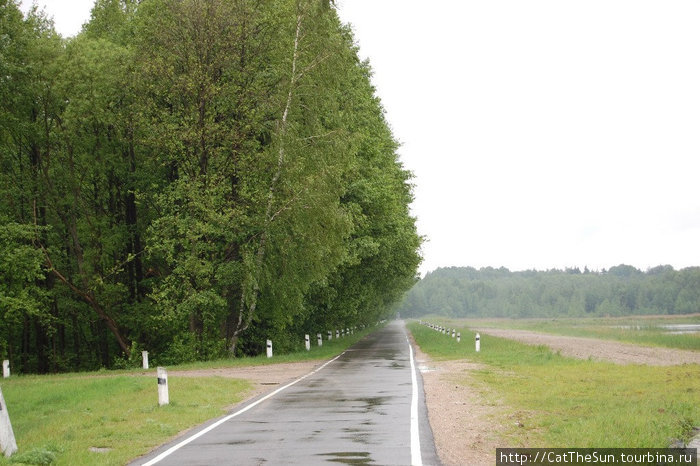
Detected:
[
  {"left": 409, "top": 322, "right": 700, "bottom": 448},
  {"left": 0, "top": 326, "right": 377, "bottom": 465},
  {"left": 0, "top": 375, "right": 250, "bottom": 466}
]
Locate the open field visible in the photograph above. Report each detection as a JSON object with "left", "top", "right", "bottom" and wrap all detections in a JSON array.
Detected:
[
  {"left": 0, "top": 329, "right": 374, "bottom": 465},
  {"left": 421, "top": 314, "right": 700, "bottom": 351},
  {"left": 408, "top": 322, "right": 700, "bottom": 456}
]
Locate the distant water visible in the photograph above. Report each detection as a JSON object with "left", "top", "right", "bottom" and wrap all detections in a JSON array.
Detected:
[
  {"left": 659, "top": 324, "right": 700, "bottom": 335},
  {"left": 612, "top": 324, "right": 700, "bottom": 334}
]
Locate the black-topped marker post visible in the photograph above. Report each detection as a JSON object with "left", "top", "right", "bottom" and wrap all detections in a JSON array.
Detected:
[{"left": 157, "top": 367, "right": 169, "bottom": 406}]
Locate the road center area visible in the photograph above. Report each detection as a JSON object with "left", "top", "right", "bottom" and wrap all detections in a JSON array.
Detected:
[{"left": 135, "top": 321, "right": 438, "bottom": 465}]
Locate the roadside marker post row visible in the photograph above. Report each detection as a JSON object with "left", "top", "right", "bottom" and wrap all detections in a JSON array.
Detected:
[
  {"left": 264, "top": 325, "right": 360, "bottom": 358},
  {"left": 420, "top": 321, "right": 477, "bottom": 351}
]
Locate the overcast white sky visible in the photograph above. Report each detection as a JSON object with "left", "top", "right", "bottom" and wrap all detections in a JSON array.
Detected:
[{"left": 21, "top": 0, "right": 700, "bottom": 275}]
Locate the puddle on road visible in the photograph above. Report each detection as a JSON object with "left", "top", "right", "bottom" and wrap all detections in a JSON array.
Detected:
[
  {"left": 333, "top": 396, "right": 390, "bottom": 414},
  {"left": 225, "top": 439, "right": 255, "bottom": 446},
  {"left": 343, "top": 426, "right": 371, "bottom": 445},
  {"left": 318, "top": 451, "right": 374, "bottom": 464}
]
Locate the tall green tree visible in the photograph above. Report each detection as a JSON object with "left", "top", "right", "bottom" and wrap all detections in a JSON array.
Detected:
[{"left": 0, "top": 0, "right": 422, "bottom": 371}]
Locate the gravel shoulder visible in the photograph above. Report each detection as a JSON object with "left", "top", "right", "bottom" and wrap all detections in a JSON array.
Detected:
[
  {"left": 472, "top": 328, "right": 700, "bottom": 366},
  {"left": 411, "top": 337, "right": 504, "bottom": 466}
]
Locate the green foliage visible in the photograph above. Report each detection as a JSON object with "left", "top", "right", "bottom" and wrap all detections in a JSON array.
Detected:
[
  {"left": 401, "top": 266, "right": 700, "bottom": 318},
  {"left": 0, "top": 222, "right": 46, "bottom": 313},
  {"left": 9, "top": 445, "right": 60, "bottom": 465},
  {"left": 0, "top": 0, "right": 421, "bottom": 373}
]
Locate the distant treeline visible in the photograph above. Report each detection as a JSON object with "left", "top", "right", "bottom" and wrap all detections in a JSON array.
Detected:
[
  {"left": 399, "top": 265, "right": 700, "bottom": 318},
  {"left": 0, "top": 0, "right": 421, "bottom": 373}
]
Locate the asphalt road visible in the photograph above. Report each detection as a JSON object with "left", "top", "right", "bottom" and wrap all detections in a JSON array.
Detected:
[{"left": 135, "top": 320, "right": 439, "bottom": 465}]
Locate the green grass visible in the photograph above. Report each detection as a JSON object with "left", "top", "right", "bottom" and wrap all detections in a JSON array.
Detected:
[
  {"left": 425, "top": 315, "right": 700, "bottom": 351},
  {"left": 409, "top": 322, "right": 700, "bottom": 448},
  {"left": 0, "top": 327, "right": 378, "bottom": 465},
  {"left": 0, "top": 375, "right": 250, "bottom": 465}
]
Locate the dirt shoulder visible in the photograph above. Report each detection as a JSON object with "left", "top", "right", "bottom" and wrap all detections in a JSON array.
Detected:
[
  {"left": 410, "top": 334, "right": 505, "bottom": 466},
  {"left": 472, "top": 328, "right": 700, "bottom": 366}
]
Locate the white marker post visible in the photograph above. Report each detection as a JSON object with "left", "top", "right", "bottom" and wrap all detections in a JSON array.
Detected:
[
  {"left": 157, "top": 367, "right": 169, "bottom": 406},
  {"left": 317, "top": 333, "right": 322, "bottom": 347},
  {"left": 452, "top": 329, "right": 456, "bottom": 338},
  {"left": 305, "top": 334, "right": 310, "bottom": 351},
  {"left": 328, "top": 330, "right": 332, "bottom": 341},
  {"left": 142, "top": 351, "right": 149, "bottom": 370},
  {"left": 475, "top": 333, "right": 481, "bottom": 352},
  {"left": 2, "top": 361, "right": 8, "bottom": 379},
  {"left": 266, "top": 339, "right": 273, "bottom": 358},
  {"left": 457, "top": 332, "right": 461, "bottom": 343},
  {"left": 0, "top": 387, "right": 17, "bottom": 457},
  {"left": 336, "top": 329, "right": 339, "bottom": 339}
]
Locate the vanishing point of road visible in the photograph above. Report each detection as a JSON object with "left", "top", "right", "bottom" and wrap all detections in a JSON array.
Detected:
[{"left": 134, "top": 320, "right": 439, "bottom": 465}]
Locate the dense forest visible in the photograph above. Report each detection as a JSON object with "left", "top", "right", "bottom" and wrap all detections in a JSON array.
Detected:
[
  {"left": 400, "top": 265, "right": 700, "bottom": 318},
  {"left": 0, "top": 0, "right": 421, "bottom": 373}
]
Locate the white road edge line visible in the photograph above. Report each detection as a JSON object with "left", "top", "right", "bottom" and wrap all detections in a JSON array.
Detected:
[
  {"left": 140, "top": 352, "right": 346, "bottom": 466},
  {"left": 407, "top": 336, "right": 423, "bottom": 466}
]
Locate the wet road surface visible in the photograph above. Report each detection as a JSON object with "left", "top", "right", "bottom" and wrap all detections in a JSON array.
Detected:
[{"left": 136, "top": 320, "right": 439, "bottom": 465}]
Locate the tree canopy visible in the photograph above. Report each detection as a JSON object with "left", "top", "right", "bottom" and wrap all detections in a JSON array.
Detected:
[{"left": 0, "top": 0, "right": 421, "bottom": 372}]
